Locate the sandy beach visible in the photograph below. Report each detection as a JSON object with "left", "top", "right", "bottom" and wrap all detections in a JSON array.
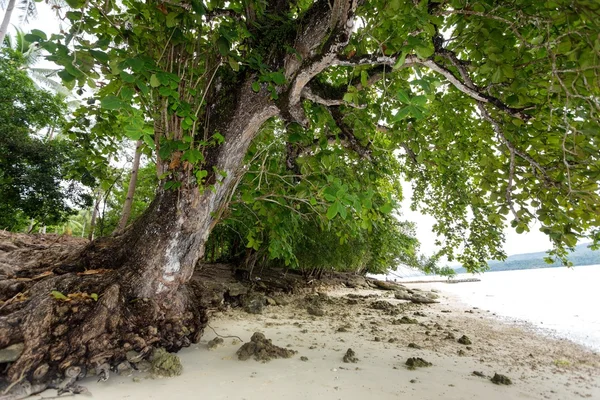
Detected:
[{"left": 31, "top": 285, "right": 600, "bottom": 400}]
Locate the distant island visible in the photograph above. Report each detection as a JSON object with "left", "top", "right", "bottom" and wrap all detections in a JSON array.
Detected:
[{"left": 455, "top": 243, "right": 600, "bottom": 273}]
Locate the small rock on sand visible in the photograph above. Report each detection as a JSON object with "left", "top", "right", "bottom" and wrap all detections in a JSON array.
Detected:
[
  {"left": 393, "top": 316, "right": 418, "bottom": 324},
  {"left": 491, "top": 373, "right": 512, "bottom": 385},
  {"left": 407, "top": 343, "right": 422, "bottom": 349},
  {"left": 405, "top": 357, "right": 432, "bottom": 369},
  {"left": 237, "top": 332, "right": 297, "bottom": 362},
  {"left": 343, "top": 348, "right": 359, "bottom": 363},
  {"left": 458, "top": 335, "right": 472, "bottom": 345},
  {"left": 207, "top": 337, "right": 225, "bottom": 350},
  {"left": 151, "top": 348, "right": 183, "bottom": 377},
  {"left": 307, "top": 305, "right": 325, "bottom": 316}
]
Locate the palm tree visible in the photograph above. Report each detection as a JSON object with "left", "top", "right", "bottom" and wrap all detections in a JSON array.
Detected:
[
  {"left": 0, "top": 0, "right": 37, "bottom": 45},
  {"left": 3, "top": 28, "right": 70, "bottom": 96}
]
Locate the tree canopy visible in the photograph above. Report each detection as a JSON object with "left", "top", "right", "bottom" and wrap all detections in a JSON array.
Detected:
[
  {"left": 21, "top": 0, "right": 600, "bottom": 270},
  {"left": 0, "top": 49, "right": 91, "bottom": 230}
]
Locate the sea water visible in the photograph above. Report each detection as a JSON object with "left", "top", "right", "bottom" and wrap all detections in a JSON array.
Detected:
[{"left": 420, "top": 265, "right": 600, "bottom": 352}]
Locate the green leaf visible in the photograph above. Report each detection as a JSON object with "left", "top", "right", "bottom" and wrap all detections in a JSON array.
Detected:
[
  {"left": 90, "top": 293, "right": 98, "bottom": 301},
  {"left": 269, "top": 71, "right": 286, "bottom": 85},
  {"left": 50, "top": 290, "right": 69, "bottom": 301},
  {"left": 64, "top": 0, "right": 85, "bottom": 8},
  {"left": 182, "top": 149, "right": 204, "bottom": 164},
  {"left": 195, "top": 169, "right": 208, "bottom": 183},
  {"left": 396, "top": 89, "right": 410, "bottom": 103},
  {"left": 217, "top": 36, "right": 230, "bottom": 56},
  {"left": 150, "top": 74, "right": 161, "bottom": 88},
  {"left": 29, "top": 29, "right": 47, "bottom": 40},
  {"left": 166, "top": 12, "right": 179, "bottom": 28},
  {"left": 380, "top": 202, "right": 393, "bottom": 214},
  {"left": 120, "top": 86, "right": 135, "bottom": 101},
  {"left": 326, "top": 202, "right": 339, "bottom": 219},
  {"left": 228, "top": 57, "right": 240, "bottom": 71},
  {"left": 90, "top": 50, "right": 110, "bottom": 63},
  {"left": 241, "top": 191, "right": 255, "bottom": 204},
  {"left": 415, "top": 46, "right": 434, "bottom": 58},
  {"left": 100, "top": 95, "right": 124, "bottom": 110},
  {"left": 251, "top": 81, "right": 260, "bottom": 92}
]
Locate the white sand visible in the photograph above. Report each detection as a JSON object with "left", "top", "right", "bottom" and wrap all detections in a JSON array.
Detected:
[{"left": 32, "top": 286, "right": 600, "bottom": 400}]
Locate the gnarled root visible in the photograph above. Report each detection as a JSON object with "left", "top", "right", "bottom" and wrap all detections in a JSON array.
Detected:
[{"left": 0, "top": 236, "right": 208, "bottom": 398}]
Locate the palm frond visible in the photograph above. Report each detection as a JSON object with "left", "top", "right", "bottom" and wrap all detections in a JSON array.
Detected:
[{"left": 17, "top": 0, "right": 37, "bottom": 24}]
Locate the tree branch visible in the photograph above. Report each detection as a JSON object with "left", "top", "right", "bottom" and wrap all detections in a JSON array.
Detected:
[
  {"left": 334, "top": 54, "right": 531, "bottom": 120},
  {"left": 283, "top": 0, "right": 359, "bottom": 126},
  {"left": 300, "top": 87, "right": 365, "bottom": 109}
]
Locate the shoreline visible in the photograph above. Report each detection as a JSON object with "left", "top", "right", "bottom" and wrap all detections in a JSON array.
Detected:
[
  {"left": 31, "top": 285, "right": 600, "bottom": 400},
  {"left": 404, "top": 280, "right": 600, "bottom": 355}
]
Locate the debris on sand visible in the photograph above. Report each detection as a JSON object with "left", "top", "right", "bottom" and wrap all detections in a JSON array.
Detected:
[
  {"left": 407, "top": 343, "right": 422, "bottom": 349},
  {"left": 472, "top": 371, "right": 486, "bottom": 378},
  {"left": 300, "top": 356, "right": 309, "bottom": 361},
  {"left": 372, "top": 280, "right": 404, "bottom": 291},
  {"left": 237, "top": 332, "right": 297, "bottom": 362},
  {"left": 444, "top": 332, "right": 456, "bottom": 340},
  {"left": 393, "top": 316, "right": 418, "bottom": 324},
  {"left": 151, "top": 348, "right": 183, "bottom": 377},
  {"left": 458, "top": 335, "right": 472, "bottom": 345},
  {"left": 405, "top": 357, "right": 432, "bottom": 369},
  {"left": 371, "top": 300, "right": 395, "bottom": 311},
  {"left": 307, "top": 305, "right": 326, "bottom": 316},
  {"left": 491, "top": 373, "right": 512, "bottom": 385},
  {"left": 207, "top": 337, "right": 225, "bottom": 350},
  {"left": 343, "top": 348, "right": 359, "bottom": 363}
]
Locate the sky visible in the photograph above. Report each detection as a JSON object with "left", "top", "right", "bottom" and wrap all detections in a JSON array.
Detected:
[
  {"left": 6, "top": 3, "right": 555, "bottom": 258},
  {"left": 399, "top": 183, "right": 552, "bottom": 258}
]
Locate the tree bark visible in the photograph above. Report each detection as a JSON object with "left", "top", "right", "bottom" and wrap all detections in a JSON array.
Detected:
[
  {"left": 113, "top": 140, "right": 143, "bottom": 235},
  {"left": 87, "top": 191, "right": 102, "bottom": 241},
  {"left": 0, "top": 0, "right": 16, "bottom": 46}
]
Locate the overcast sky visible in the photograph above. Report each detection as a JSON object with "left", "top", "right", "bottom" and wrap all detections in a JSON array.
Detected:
[{"left": 7, "top": 3, "right": 554, "bottom": 258}]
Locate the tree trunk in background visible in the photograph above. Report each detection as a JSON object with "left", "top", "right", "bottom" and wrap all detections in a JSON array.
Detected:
[
  {"left": 0, "top": 0, "right": 16, "bottom": 45},
  {"left": 114, "top": 140, "right": 143, "bottom": 235},
  {"left": 87, "top": 191, "right": 102, "bottom": 240}
]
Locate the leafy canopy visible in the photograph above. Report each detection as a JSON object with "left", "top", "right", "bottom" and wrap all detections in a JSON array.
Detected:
[
  {"left": 0, "top": 49, "right": 91, "bottom": 229},
  {"left": 27, "top": 0, "right": 600, "bottom": 271}
]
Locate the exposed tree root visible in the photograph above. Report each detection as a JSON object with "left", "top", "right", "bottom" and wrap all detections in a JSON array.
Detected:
[{"left": 0, "top": 231, "right": 208, "bottom": 398}]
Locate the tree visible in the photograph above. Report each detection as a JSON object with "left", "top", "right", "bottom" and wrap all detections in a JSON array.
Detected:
[
  {"left": 0, "top": 0, "right": 37, "bottom": 47},
  {"left": 1, "top": 0, "right": 599, "bottom": 394},
  {"left": 0, "top": 49, "right": 89, "bottom": 230},
  {"left": 2, "top": 28, "right": 68, "bottom": 95},
  {"left": 114, "top": 140, "right": 145, "bottom": 234}
]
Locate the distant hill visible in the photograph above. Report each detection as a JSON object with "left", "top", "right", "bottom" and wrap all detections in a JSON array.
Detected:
[{"left": 455, "top": 243, "right": 600, "bottom": 273}]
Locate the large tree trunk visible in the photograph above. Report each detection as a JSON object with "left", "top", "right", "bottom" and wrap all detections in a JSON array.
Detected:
[
  {"left": 0, "top": 0, "right": 16, "bottom": 46},
  {"left": 0, "top": 80, "right": 278, "bottom": 397},
  {"left": 113, "top": 140, "right": 143, "bottom": 235}
]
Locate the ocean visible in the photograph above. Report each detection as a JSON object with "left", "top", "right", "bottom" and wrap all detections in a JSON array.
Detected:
[{"left": 406, "top": 265, "right": 600, "bottom": 352}]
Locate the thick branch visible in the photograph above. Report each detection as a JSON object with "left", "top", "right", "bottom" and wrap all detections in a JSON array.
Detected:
[
  {"left": 301, "top": 87, "right": 365, "bottom": 109},
  {"left": 334, "top": 54, "right": 531, "bottom": 120},
  {"left": 329, "top": 107, "right": 372, "bottom": 161},
  {"left": 283, "top": 0, "right": 359, "bottom": 125}
]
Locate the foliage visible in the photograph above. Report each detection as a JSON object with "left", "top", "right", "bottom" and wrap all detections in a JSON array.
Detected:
[
  {"left": 24, "top": 0, "right": 600, "bottom": 272},
  {"left": 205, "top": 120, "right": 426, "bottom": 275},
  {"left": 93, "top": 162, "right": 158, "bottom": 236},
  {"left": 0, "top": 49, "right": 91, "bottom": 229}
]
